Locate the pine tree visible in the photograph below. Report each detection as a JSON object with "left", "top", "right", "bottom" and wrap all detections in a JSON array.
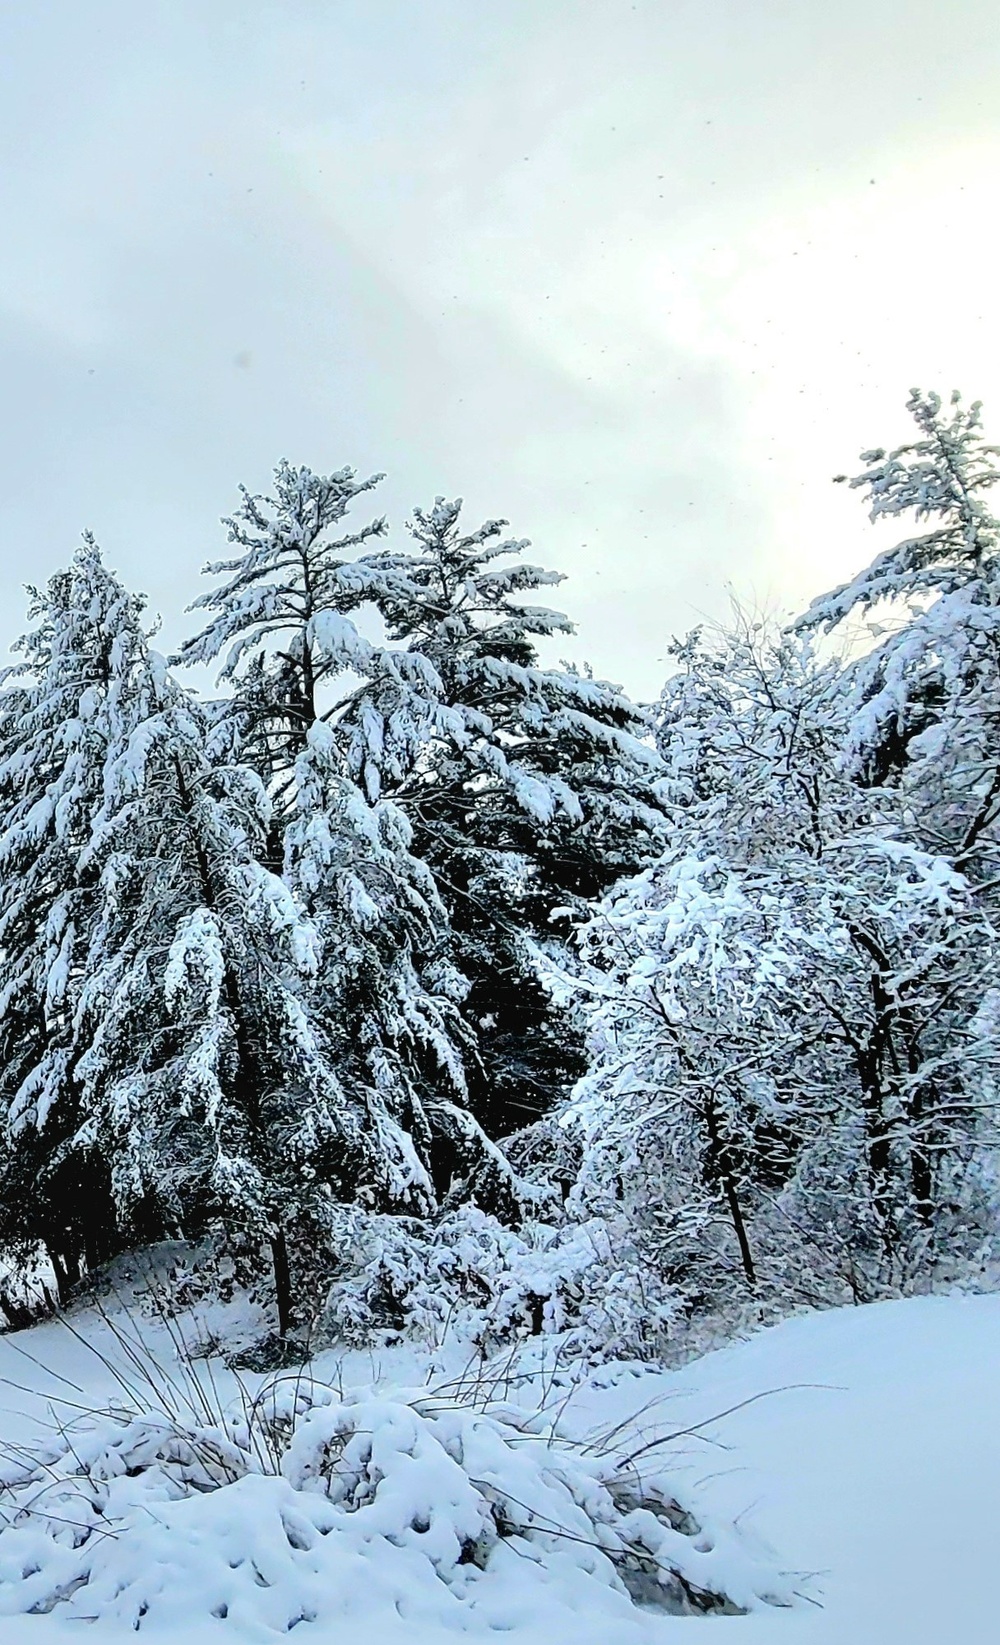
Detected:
[
  {"left": 351, "top": 497, "right": 670, "bottom": 1134},
  {"left": 280, "top": 718, "right": 491, "bottom": 1208},
  {"left": 69, "top": 654, "right": 499, "bottom": 1331},
  {"left": 174, "top": 461, "right": 427, "bottom": 788},
  {"left": 797, "top": 389, "right": 1000, "bottom": 875},
  {"left": 64, "top": 665, "right": 318, "bottom": 1328},
  {"left": 180, "top": 477, "right": 667, "bottom": 1134},
  {"left": 0, "top": 537, "right": 502, "bottom": 1324},
  {"left": 0, "top": 541, "right": 154, "bottom": 1295}
]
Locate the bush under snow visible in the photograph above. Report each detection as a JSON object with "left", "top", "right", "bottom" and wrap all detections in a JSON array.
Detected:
[
  {"left": 320, "top": 1203, "right": 684, "bottom": 1364},
  {"left": 0, "top": 1367, "right": 798, "bottom": 1633}
]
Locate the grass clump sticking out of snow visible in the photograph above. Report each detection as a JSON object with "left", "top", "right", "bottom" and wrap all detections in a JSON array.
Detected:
[{"left": 0, "top": 1309, "right": 799, "bottom": 1634}]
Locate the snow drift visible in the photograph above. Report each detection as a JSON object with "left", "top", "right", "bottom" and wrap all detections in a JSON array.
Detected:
[{"left": 0, "top": 1370, "right": 795, "bottom": 1633}]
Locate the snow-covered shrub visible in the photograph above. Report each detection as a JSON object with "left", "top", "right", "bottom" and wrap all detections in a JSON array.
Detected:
[
  {"left": 558, "top": 596, "right": 1000, "bottom": 1321},
  {"left": 0, "top": 1369, "right": 797, "bottom": 1630},
  {"left": 140, "top": 1191, "right": 683, "bottom": 1370},
  {"left": 0, "top": 1244, "right": 61, "bottom": 1329},
  {"left": 501, "top": 1114, "right": 584, "bottom": 1199},
  {"left": 320, "top": 1203, "right": 683, "bottom": 1363}
]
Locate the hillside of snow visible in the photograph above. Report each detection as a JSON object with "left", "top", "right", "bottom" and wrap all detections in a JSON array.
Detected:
[{"left": 0, "top": 1291, "right": 995, "bottom": 1643}]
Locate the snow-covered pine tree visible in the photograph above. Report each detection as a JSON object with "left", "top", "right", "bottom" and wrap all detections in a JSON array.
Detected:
[
  {"left": 281, "top": 721, "right": 525, "bottom": 1216},
  {"left": 69, "top": 644, "right": 501, "bottom": 1332},
  {"left": 0, "top": 535, "right": 500, "bottom": 1326},
  {"left": 345, "top": 498, "right": 668, "bottom": 1135},
  {"left": 796, "top": 389, "right": 1000, "bottom": 878},
  {"left": 0, "top": 540, "right": 153, "bottom": 1297},
  {"left": 173, "top": 461, "right": 433, "bottom": 800},
  {"left": 179, "top": 474, "right": 666, "bottom": 1135},
  {"left": 65, "top": 663, "right": 321, "bottom": 1329}
]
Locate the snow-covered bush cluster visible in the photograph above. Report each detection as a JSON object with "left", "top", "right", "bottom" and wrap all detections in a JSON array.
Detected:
[
  {"left": 320, "top": 1204, "right": 683, "bottom": 1363},
  {"left": 0, "top": 1363, "right": 796, "bottom": 1629},
  {"left": 1, "top": 387, "right": 1000, "bottom": 1367}
]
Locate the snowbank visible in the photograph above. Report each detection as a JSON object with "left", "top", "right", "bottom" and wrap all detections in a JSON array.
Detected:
[{"left": 0, "top": 1291, "right": 997, "bottom": 1642}]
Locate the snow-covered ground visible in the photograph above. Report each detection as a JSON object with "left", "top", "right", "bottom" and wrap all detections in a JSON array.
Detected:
[
  {"left": 0, "top": 1291, "right": 996, "bottom": 1643},
  {"left": 620, "top": 1292, "right": 1000, "bottom": 1645}
]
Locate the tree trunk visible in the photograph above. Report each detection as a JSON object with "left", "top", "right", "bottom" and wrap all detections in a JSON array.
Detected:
[
  {"left": 270, "top": 1227, "right": 293, "bottom": 1339},
  {"left": 908, "top": 1084, "right": 935, "bottom": 1227},
  {"left": 703, "top": 1092, "right": 757, "bottom": 1290},
  {"left": 856, "top": 1042, "right": 896, "bottom": 1250},
  {"left": 848, "top": 931, "right": 902, "bottom": 1251},
  {"left": 45, "top": 1242, "right": 80, "bottom": 1309}
]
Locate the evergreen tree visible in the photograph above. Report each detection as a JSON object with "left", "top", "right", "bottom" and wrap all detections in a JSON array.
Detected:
[
  {"left": 0, "top": 541, "right": 153, "bottom": 1294},
  {"left": 280, "top": 718, "right": 497, "bottom": 1208},
  {"left": 174, "top": 461, "right": 425, "bottom": 789},
  {"left": 68, "top": 648, "right": 500, "bottom": 1330},
  {"left": 0, "top": 539, "right": 499, "bottom": 1323},
  {"left": 345, "top": 498, "right": 668, "bottom": 1135},
  {"left": 797, "top": 389, "right": 1000, "bottom": 877},
  {"left": 180, "top": 475, "right": 666, "bottom": 1134}
]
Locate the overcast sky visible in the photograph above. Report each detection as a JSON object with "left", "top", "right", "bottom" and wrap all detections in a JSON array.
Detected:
[{"left": 2, "top": 0, "right": 998, "bottom": 699}]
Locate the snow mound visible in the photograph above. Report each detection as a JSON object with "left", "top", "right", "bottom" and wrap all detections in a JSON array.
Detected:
[{"left": 0, "top": 1378, "right": 795, "bottom": 1633}]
